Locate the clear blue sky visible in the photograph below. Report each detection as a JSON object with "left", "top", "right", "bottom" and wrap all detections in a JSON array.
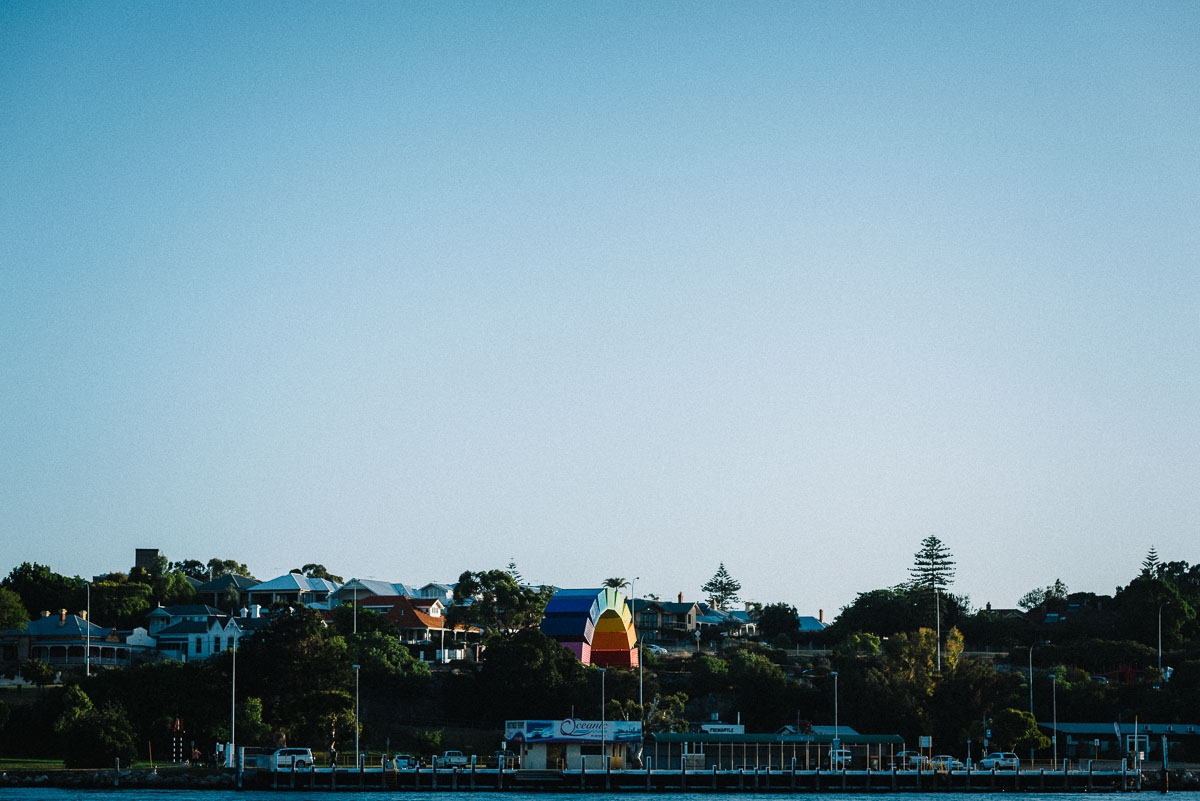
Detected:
[{"left": 2, "top": 3, "right": 1196, "bottom": 616}]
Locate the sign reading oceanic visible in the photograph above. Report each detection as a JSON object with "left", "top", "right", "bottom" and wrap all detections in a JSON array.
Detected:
[{"left": 505, "top": 718, "right": 643, "bottom": 743}]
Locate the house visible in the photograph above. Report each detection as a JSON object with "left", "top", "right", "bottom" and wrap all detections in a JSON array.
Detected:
[
  {"left": 0, "top": 610, "right": 150, "bottom": 670},
  {"left": 505, "top": 719, "right": 642, "bottom": 770},
  {"left": 244, "top": 573, "right": 338, "bottom": 607},
  {"left": 649, "top": 729, "right": 903, "bottom": 770},
  {"left": 194, "top": 574, "right": 258, "bottom": 611},
  {"left": 146, "top": 604, "right": 225, "bottom": 635},
  {"left": 633, "top": 596, "right": 700, "bottom": 642},
  {"left": 695, "top": 604, "right": 756, "bottom": 638},
  {"left": 1038, "top": 722, "right": 1200, "bottom": 761},
  {"left": 154, "top": 605, "right": 271, "bottom": 662},
  {"left": 329, "top": 578, "right": 420, "bottom": 607},
  {"left": 356, "top": 595, "right": 465, "bottom": 661}
]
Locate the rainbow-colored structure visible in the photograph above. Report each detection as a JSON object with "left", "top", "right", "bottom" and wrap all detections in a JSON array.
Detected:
[{"left": 541, "top": 588, "right": 638, "bottom": 668}]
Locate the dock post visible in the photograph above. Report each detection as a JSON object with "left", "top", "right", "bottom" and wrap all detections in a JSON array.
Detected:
[
  {"left": 791, "top": 758, "right": 796, "bottom": 791},
  {"left": 606, "top": 755, "right": 611, "bottom": 791},
  {"left": 580, "top": 758, "right": 586, "bottom": 791},
  {"left": 498, "top": 760, "right": 504, "bottom": 791},
  {"left": 891, "top": 766, "right": 896, "bottom": 791},
  {"left": 470, "top": 761, "right": 476, "bottom": 791},
  {"left": 1040, "top": 767, "right": 1045, "bottom": 791},
  {"left": 331, "top": 763, "right": 337, "bottom": 791},
  {"left": 739, "top": 767, "right": 744, "bottom": 790},
  {"left": 291, "top": 758, "right": 297, "bottom": 789},
  {"left": 842, "top": 767, "right": 848, "bottom": 792},
  {"left": 432, "top": 758, "right": 438, "bottom": 791},
  {"left": 815, "top": 767, "right": 820, "bottom": 792},
  {"left": 712, "top": 765, "right": 717, "bottom": 791},
  {"left": 237, "top": 748, "right": 244, "bottom": 789},
  {"left": 114, "top": 757, "right": 120, "bottom": 788}
]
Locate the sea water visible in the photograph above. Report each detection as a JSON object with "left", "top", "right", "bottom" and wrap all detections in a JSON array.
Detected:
[{"left": 3, "top": 792, "right": 1200, "bottom": 801}]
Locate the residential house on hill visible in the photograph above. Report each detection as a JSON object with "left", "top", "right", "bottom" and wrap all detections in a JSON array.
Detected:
[
  {"left": 633, "top": 597, "right": 700, "bottom": 642},
  {"left": 194, "top": 574, "right": 258, "bottom": 610},
  {"left": 0, "top": 610, "right": 150, "bottom": 670},
  {"left": 245, "top": 573, "right": 337, "bottom": 607}
]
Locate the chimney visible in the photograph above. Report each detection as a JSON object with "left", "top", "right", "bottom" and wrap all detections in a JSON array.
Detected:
[
  {"left": 251, "top": 604, "right": 261, "bottom": 619},
  {"left": 986, "top": 601, "right": 992, "bottom": 612},
  {"left": 60, "top": 608, "right": 67, "bottom": 622},
  {"left": 42, "top": 610, "right": 50, "bottom": 617},
  {"left": 79, "top": 610, "right": 87, "bottom": 620},
  {"left": 678, "top": 592, "right": 684, "bottom": 603},
  {"left": 818, "top": 609, "right": 824, "bottom": 624}
]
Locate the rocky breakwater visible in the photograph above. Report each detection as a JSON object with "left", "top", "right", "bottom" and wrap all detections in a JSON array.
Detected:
[
  {"left": 1141, "top": 768, "right": 1200, "bottom": 791},
  {"left": 0, "top": 768, "right": 237, "bottom": 789}
]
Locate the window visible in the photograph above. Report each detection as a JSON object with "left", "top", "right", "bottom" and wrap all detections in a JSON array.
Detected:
[
  {"left": 227, "top": 636, "right": 235, "bottom": 650},
  {"left": 194, "top": 638, "right": 202, "bottom": 654},
  {"left": 213, "top": 637, "right": 221, "bottom": 652}
]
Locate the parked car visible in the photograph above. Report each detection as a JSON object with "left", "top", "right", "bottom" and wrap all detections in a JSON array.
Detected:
[
  {"left": 829, "top": 748, "right": 852, "bottom": 769},
  {"left": 978, "top": 752, "right": 1020, "bottom": 770},
  {"left": 439, "top": 750, "right": 469, "bottom": 767},
  {"left": 271, "top": 748, "right": 313, "bottom": 771},
  {"left": 646, "top": 644, "right": 668, "bottom": 655},
  {"left": 494, "top": 750, "right": 519, "bottom": 768},
  {"left": 930, "top": 755, "right": 965, "bottom": 770},
  {"left": 390, "top": 753, "right": 418, "bottom": 769},
  {"left": 893, "top": 751, "right": 928, "bottom": 770}
]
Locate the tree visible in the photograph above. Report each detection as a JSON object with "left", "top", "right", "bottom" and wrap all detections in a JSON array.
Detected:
[
  {"left": 60, "top": 701, "right": 137, "bottom": 768},
  {"left": 22, "top": 658, "right": 56, "bottom": 689},
  {"left": 2, "top": 563, "right": 85, "bottom": 618},
  {"left": 1143, "top": 546, "right": 1163, "bottom": 578},
  {"left": 475, "top": 628, "right": 590, "bottom": 722},
  {"left": 0, "top": 587, "right": 29, "bottom": 630},
  {"left": 1018, "top": 579, "right": 1069, "bottom": 611},
  {"left": 990, "top": 707, "right": 1049, "bottom": 753},
  {"left": 757, "top": 602, "right": 799, "bottom": 643},
  {"left": 296, "top": 564, "right": 343, "bottom": 584},
  {"left": 446, "top": 569, "right": 553, "bottom": 635},
  {"left": 701, "top": 564, "right": 741, "bottom": 611},
  {"left": 169, "top": 559, "right": 209, "bottom": 580},
  {"left": 505, "top": 559, "right": 524, "bottom": 583},
  {"left": 910, "top": 536, "right": 955, "bottom": 591},
  {"left": 603, "top": 577, "right": 630, "bottom": 590},
  {"left": 208, "top": 558, "right": 254, "bottom": 578}
]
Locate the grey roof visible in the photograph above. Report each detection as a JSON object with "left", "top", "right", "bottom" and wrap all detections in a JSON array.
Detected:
[
  {"left": 161, "top": 604, "right": 225, "bottom": 617},
  {"left": 797, "top": 616, "right": 826, "bottom": 631},
  {"left": 652, "top": 732, "right": 903, "bottom": 745},
  {"left": 249, "top": 573, "right": 338, "bottom": 593},
  {"left": 16, "top": 614, "right": 110, "bottom": 638},
  {"left": 197, "top": 574, "right": 258, "bottom": 593},
  {"left": 1041, "top": 722, "right": 1200, "bottom": 736},
  {"left": 335, "top": 578, "right": 419, "bottom": 597},
  {"left": 155, "top": 620, "right": 214, "bottom": 637}
]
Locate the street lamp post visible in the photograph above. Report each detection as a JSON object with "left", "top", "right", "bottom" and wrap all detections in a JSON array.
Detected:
[
  {"left": 935, "top": 588, "right": 941, "bottom": 673},
  {"left": 353, "top": 664, "right": 361, "bottom": 768},
  {"left": 629, "top": 577, "right": 641, "bottom": 718},
  {"left": 1158, "top": 602, "right": 1170, "bottom": 674},
  {"left": 831, "top": 670, "right": 839, "bottom": 746},
  {"left": 353, "top": 580, "right": 357, "bottom": 635},
  {"left": 230, "top": 644, "right": 237, "bottom": 764},
  {"left": 1051, "top": 674, "right": 1058, "bottom": 767},
  {"left": 85, "top": 582, "right": 91, "bottom": 676},
  {"left": 599, "top": 667, "right": 607, "bottom": 768}
]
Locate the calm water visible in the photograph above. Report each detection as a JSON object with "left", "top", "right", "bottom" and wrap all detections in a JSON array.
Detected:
[{"left": 4, "top": 793, "right": 1200, "bottom": 801}]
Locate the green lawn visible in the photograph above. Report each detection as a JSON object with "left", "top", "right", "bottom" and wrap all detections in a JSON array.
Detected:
[{"left": 0, "top": 757, "right": 66, "bottom": 770}]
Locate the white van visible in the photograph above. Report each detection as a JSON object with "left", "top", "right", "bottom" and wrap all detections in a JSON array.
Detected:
[{"left": 272, "top": 747, "right": 314, "bottom": 770}]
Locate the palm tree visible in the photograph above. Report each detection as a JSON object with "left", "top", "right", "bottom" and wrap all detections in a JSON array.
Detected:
[{"left": 603, "top": 577, "right": 629, "bottom": 590}]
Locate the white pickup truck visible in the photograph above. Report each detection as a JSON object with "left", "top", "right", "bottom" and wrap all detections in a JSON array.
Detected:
[{"left": 439, "top": 750, "right": 469, "bottom": 767}]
